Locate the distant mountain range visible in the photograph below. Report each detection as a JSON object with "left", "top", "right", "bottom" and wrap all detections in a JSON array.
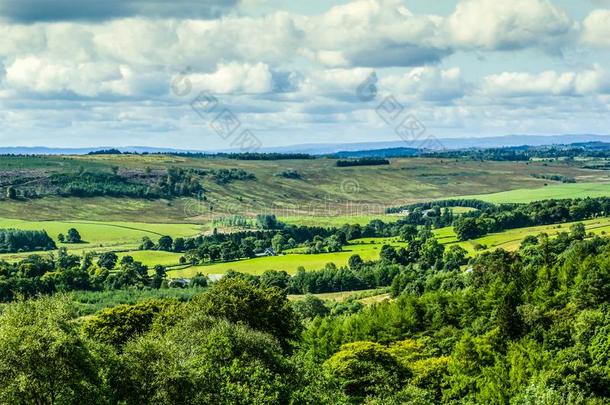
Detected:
[
  {"left": 263, "top": 134, "right": 610, "bottom": 155},
  {"left": 2, "top": 134, "right": 610, "bottom": 156}
]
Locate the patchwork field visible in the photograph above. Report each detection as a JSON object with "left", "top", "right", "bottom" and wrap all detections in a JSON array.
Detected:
[
  {"left": 166, "top": 241, "right": 389, "bottom": 277},
  {"left": 451, "top": 217, "right": 610, "bottom": 252},
  {"left": 163, "top": 217, "right": 610, "bottom": 277},
  {"left": 2, "top": 154, "right": 610, "bottom": 275}
]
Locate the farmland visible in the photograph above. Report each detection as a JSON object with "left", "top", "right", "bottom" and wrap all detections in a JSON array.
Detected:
[
  {"left": 167, "top": 242, "right": 387, "bottom": 276},
  {"left": 165, "top": 217, "right": 610, "bottom": 277}
]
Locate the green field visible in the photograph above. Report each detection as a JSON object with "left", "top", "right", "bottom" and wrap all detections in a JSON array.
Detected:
[
  {"left": 167, "top": 241, "right": 393, "bottom": 277},
  {"left": 0, "top": 218, "right": 203, "bottom": 261},
  {"left": 460, "top": 182, "right": 610, "bottom": 204},
  {"left": 4, "top": 210, "right": 610, "bottom": 277},
  {"left": 451, "top": 206, "right": 478, "bottom": 214},
  {"left": 452, "top": 217, "right": 610, "bottom": 252},
  {"left": 288, "top": 288, "right": 389, "bottom": 303},
  {"left": 2, "top": 154, "right": 610, "bottom": 274},
  {"left": 280, "top": 214, "right": 401, "bottom": 227},
  {"left": 281, "top": 208, "right": 472, "bottom": 226}
]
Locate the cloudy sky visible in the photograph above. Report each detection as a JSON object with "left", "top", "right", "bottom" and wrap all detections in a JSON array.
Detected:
[{"left": 1, "top": 0, "right": 610, "bottom": 149}]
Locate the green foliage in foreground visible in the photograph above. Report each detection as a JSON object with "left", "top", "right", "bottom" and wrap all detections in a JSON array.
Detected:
[
  {"left": 0, "top": 279, "right": 339, "bottom": 405},
  {"left": 68, "top": 288, "right": 203, "bottom": 316},
  {"left": 5, "top": 230, "right": 610, "bottom": 403},
  {"left": 303, "top": 233, "right": 610, "bottom": 403},
  {"left": 83, "top": 299, "right": 181, "bottom": 348},
  {"left": 0, "top": 298, "right": 114, "bottom": 404}
]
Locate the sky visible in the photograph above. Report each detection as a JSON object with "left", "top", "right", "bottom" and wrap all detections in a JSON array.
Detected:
[{"left": 1, "top": 0, "right": 610, "bottom": 150}]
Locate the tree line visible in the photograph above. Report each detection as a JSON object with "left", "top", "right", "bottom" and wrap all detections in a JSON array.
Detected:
[
  {"left": 5, "top": 166, "right": 258, "bottom": 200},
  {"left": 389, "top": 196, "right": 610, "bottom": 242},
  {"left": 387, "top": 198, "right": 496, "bottom": 214},
  {"left": 0, "top": 229, "right": 56, "bottom": 253},
  {"left": 530, "top": 173, "right": 576, "bottom": 183},
  {"left": 336, "top": 158, "right": 390, "bottom": 167},
  {"left": 48, "top": 168, "right": 204, "bottom": 199},
  {"left": 423, "top": 142, "right": 610, "bottom": 160},
  {"left": 453, "top": 197, "right": 610, "bottom": 240},
  {"left": 0, "top": 221, "right": 465, "bottom": 304}
]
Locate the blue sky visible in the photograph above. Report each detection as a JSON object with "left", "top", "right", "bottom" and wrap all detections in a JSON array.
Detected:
[{"left": 1, "top": 0, "right": 610, "bottom": 150}]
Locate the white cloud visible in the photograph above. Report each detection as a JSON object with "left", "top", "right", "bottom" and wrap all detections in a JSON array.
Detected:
[
  {"left": 0, "top": 24, "right": 46, "bottom": 56},
  {"left": 183, "top": 62, "right": 274, "bottom": 94},
  {"left": 298, "top": 68, "right": 376, "bottom": 100},
  {"left": 1, "top": 0, "right": 610, "bottom": 148},
  {"left": 4, "top": 55, "right": 168, "bottom": 98},
  {"left": 482, "top": 71, "right": 576, "bottom": 97},
  {"left": 481, "top": 66, "right": 610, "bottom": 97},
  {"left": 302, "top": 0, "right": 450, "bottom": 67},
  {"left": 582, "top": 9, "right": 610, "bottom": 47},
  {"left": 380, "top": 67, "right": 467, "bottom": 102},
  {"left": 6, "top": 56, "right": 120, "bottom": 96},
  {"left": 446, "top": 0, "right": 574, "bottom": 51}
]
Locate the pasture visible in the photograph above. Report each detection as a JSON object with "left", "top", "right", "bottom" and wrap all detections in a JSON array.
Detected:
[
  {"left": 165, "top": 237, "right": 407, "bottom": 277},
  {"left": 460, "top": 182, "right": 610, "bottom": 204},
  {"left": 280, "top": 214, "right": 401, "bottom": 227},
  {"left": 452, "top": 217, "right": 610, "bottom": 252},
  {"left": 167, "top": 243, "right": 386, "bottom": 277},
  {"left": 0, "top": 217, "right": 202, "bottom": 261},
  {"left": 288, "top": 288, "right": 389, "bottom": 303}
]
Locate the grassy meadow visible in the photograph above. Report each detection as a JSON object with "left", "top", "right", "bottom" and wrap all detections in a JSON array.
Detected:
[
  {"left": 450, "top": 216, "right": 610, "bottom": 253},
  {"left": 280, "top": 214, "right": 401, "bottom": 227},
  {"left": 167, "top": 242, "right": 387, "bottom": 277},
  {"left": 460, "top": 182, "right": 610, "bottom": 204},
  {"left": 0, "top": 217, "right": 203, "bottom": 261},
  {"left": 288, "top": 288, "right": 390, "bottom": 303}
]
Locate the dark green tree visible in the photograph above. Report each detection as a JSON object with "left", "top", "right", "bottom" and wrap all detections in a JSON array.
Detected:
[
  {"left": 66, "top": 227, "right": 82, "bottom": 243},
  {"left": 189, "top": 278, "right": 301, "bottom": 352},
  {"left": 97, "top": 252, "right": 118, "bottom": 270},
  {"left": 157, "top": 235, "right": 173, "bottom": 251}
]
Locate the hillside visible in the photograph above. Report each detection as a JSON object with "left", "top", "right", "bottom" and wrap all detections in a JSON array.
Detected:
[{"left": 1, "top": 154, "right": 609, "bottom": 222}]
